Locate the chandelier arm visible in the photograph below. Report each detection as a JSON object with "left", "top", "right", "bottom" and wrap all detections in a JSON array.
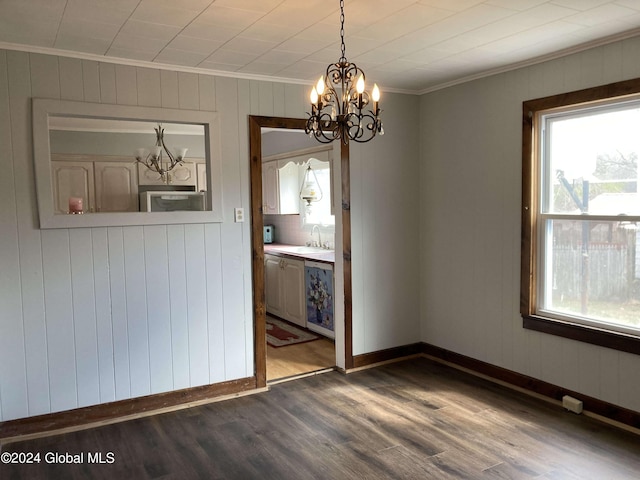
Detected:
[
  {"left": 323, "top": 68, "right": 346, "bottom": 109},
  {"left": 157, "top": 126, "right": 184, "bottom": 173},
  {"left": 145, "top": 153, "right": 162, "bottom": 173},
  {"left": 343, "top": 111, "right": 379, "bottom": 143},
  {"left": 305, "top": 113, "right": 340, "bottom": 143},
  {"left": 160, "top": 135, "right": 180, "bottom": 171},
  {"left": 350, "top": 89, "right": 371, "bottom": 113},
  {"left": 312, "top": 132, "right": 337, "bottom": 144}
]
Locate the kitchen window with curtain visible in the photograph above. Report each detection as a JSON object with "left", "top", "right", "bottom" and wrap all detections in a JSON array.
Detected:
[{"left": 521, "top": 79, "right": 640, "bottom": 354}]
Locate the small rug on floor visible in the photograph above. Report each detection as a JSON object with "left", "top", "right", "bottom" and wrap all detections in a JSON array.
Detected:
[{"left": 266, "top": 317, "right": 319, "bottom": 348}]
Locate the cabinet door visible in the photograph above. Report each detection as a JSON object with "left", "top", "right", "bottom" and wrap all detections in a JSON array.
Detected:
[
  {"left": 170, "top": 162, "right": 197, "bottom": 185},
  {"left": 94, "top": 162, "right": 138, "bottom": 212},
  {"left": 262, "top": 161, "right": 279, "bottom": 214},
  {"left": 137, "top": 162, "right": 197, "bottom": 186},
  {"left": 51, "top": 161, "right": 95, "bottom": 214},
  {"left": 277, "top": 160, "right": 301, "bottom": 214},
  {"left": 282, "top": 258, "right": 306, "bottom": 326},
  {"left": 264, "top": 254, "right": 284, "bottom": 317},
  {"left": 196, "top": 163, "right": 207, "bottom": 191}
]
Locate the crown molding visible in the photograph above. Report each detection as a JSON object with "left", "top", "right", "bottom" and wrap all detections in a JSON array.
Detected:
[
  {"left": 6, "top": 25, "right": 640, "bottom": 99},
  {"left": 0, "top": 42, "right": 417, "bottom": 96}
]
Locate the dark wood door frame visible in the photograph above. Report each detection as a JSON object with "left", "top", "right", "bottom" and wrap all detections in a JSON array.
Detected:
[{"left": 249, "top": 115, "right": 354, "bottom": 388}]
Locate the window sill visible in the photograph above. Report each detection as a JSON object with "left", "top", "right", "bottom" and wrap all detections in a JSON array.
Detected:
[{"left": 523, "top": 315, "right": 640, "bottom": 355}]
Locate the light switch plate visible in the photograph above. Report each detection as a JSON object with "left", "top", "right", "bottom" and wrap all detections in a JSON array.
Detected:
[{"left": 234, "top": 207, "right": 244, "bottom": 222}]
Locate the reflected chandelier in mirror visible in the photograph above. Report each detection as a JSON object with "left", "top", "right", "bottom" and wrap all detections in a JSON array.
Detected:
[{"left": 134, "top": 124, "right": 189, "bottom": 183}]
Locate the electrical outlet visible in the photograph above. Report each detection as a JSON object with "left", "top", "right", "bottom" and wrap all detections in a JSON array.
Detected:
[{"left": 234, "top": 207, "right": 244, "bottom": 223}]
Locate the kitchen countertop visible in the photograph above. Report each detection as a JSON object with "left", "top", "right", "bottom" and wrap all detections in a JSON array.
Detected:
[{"left": 264, "top": 243, "right": 335, "bottom": 264}]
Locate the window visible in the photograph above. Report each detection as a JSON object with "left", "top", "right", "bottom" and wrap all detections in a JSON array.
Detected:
[{"left": 522, "top": 79, "right": 640, "bottom": 354}]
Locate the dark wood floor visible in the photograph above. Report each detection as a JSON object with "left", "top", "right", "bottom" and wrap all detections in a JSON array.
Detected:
[{"left": 2, "top": 357, "right": 639, "bottom": 479}]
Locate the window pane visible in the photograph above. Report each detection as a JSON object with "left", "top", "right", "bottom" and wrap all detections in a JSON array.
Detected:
[
  {"left": 545, "top": 107, "right": 640, "bottom": 215},
  {"left": 541, "top": 219, "right": 640, "bottom": 332}
]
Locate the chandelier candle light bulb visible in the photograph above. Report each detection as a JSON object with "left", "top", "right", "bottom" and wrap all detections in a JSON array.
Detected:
[
  {"left": 316, "top": 76, "right": 325, "bottom": 96},
  {"left": 372, "top": 83, "right": 380, "bottom": 105}
]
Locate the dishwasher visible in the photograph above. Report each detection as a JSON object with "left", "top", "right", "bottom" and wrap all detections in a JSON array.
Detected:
[{"left": 304, "top": 260, "right": 335, "bottom": 339}]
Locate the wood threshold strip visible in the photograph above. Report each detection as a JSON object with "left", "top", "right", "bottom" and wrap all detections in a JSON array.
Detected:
[
  {"left": 353, "top": 342, "right": 639, "bottom": 431},
  {"left": 0, "top": 376, "right": 258, "bottom": 443}
]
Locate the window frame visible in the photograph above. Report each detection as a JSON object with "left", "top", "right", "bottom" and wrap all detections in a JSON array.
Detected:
[{"left": 521, "top": 78, "right": 640, "bottom": 355}]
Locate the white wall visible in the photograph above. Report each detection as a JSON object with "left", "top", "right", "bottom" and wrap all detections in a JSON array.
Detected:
[
  {"left": 0, "top": 49, "right": 420, "bottom": 421},
  {"left": 261, "top": 130, "right": 318, "bottom": 157},
  {"left": 420, "top": 37, "right": 640, "bottom": 413},
  {"left": 351, "top": 93, "right": 422, "bottom": 355}
]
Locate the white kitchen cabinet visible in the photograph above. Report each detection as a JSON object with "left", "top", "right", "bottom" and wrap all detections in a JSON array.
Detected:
[
  {"left": 196, "top": 162, "right": 207, "bottom": 192},
  {"left": 261, "top": 160, "right": 301, "bottom": 215},
  {"left": 137, "top": 162, "right": 197, "bottom": 186},
  {"left": 264, "top": 253, "right": 305, "bottom": 327},
  {"left": 282, "top": 257, "right": 306, "bottom": 326},
  {"left": 51, "top": 161, "right": 95, "bottom": 214},
  {"left": 277, "top": 160, "right": 301, "bottom": 214},
  {"left": 94, "top": 162, "right": 138, "bottom": 212},
  {"left": 265, "top": 254, "right": 284, "bottom": 318},
  {"left": 53, "top": 158, "right": 139, "bottom": 214},
  {"left": 262, "top": 161, "right": 279, "bottom": 215}
]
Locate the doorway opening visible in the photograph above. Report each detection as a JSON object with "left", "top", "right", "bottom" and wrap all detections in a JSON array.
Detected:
[{"left": 249, "top": 116, "right": 352, "bottom": 387}]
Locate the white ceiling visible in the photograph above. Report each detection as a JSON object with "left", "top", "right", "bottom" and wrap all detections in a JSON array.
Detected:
[{"left": 2, "top": 0, "right": 640, "bottom": 94}]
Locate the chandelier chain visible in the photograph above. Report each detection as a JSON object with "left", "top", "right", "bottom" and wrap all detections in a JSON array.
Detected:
[{"left": 339, "top": 0, "right": 346, "bottom": 63}]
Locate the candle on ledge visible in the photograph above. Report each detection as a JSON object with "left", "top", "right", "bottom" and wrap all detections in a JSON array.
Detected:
[{"left": 68, "top": 197, "right": 83, "bottom": 214}]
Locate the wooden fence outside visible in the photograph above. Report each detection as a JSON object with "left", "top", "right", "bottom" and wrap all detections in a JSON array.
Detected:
[{"left": 553, "top": 244, "right": 634, "bottom": 301}]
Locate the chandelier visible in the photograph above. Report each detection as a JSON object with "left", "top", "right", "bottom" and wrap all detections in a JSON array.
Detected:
[
  {"left": 305, "top": 0, "right": 384, "bottom": 144},
  {"left": 134, "top": 124, "right": 188, "bottom": 183}
]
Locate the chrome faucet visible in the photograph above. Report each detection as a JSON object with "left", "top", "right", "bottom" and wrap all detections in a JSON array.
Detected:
[{"left": 311, "top": 224, "right": 321, "bottom": 248}]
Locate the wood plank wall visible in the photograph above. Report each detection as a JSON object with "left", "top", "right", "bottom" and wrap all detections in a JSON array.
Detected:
[
  {"left": 0, "top": 49, "right": 306, "bottom": 422},
  {"left": 0, "top": 48, "right": 424, "bottom": 424},
  {"left": 419, "top": 37, "right": 640, "bottom": 414}
]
